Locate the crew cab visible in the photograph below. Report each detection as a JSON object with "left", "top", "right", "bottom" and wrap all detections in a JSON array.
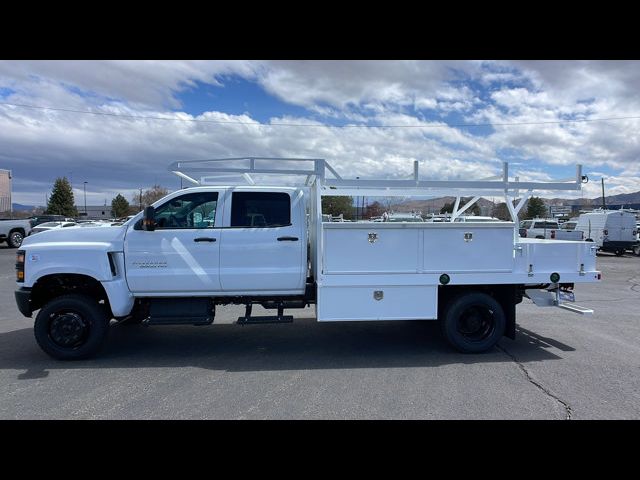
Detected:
[{"left": 14, "top": 158, "right": 601, "bottom": 360}]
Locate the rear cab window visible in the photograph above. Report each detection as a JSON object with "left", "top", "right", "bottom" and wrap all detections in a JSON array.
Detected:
[{"left": 231, "top": 192, "right": 291, "bottom": 228}]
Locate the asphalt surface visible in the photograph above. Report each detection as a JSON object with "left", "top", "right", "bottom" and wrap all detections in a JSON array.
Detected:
[{"left": 0, "top": 245, "right": 639, "bottom": 419}]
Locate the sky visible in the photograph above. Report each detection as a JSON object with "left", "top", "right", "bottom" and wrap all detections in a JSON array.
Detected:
[{"left": 1, "top": 60, "right": 639, "bottom": 207}]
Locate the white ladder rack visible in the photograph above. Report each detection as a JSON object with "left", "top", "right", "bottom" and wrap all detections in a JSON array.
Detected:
[{"left": 168, "top": 157, "right": 587, "bottom": 223}]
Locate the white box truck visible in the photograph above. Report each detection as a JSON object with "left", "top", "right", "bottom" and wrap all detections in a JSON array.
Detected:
[
  {"left": 14, "top": 158, "right": 600, "bottom": 360},
  {"left": 575, "top": 209, "right": 638, "bottom": 256}
]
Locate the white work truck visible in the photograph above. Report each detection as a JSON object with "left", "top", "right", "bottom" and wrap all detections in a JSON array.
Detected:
[{"left": 14, "top": 158, "right": 601, "bottom": 359}]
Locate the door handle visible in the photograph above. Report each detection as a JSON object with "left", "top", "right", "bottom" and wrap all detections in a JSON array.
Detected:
[
  {"left": 277, "top": 236, "right": 299, "bottom": 241},
  {"left": 194, "top": 237, "right": 217, "bottom": 242}
]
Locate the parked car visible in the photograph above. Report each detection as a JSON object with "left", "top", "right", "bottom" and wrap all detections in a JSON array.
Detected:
[
  {"left": 30, "top": 221, "right": 77, "bottom": 234},
  {"left": 29, "top": 215, "right": 74, "bottom": 227},
  {"left": 0, "top": 218, "right": 32, "bottom": 247},
  {"left": 519, "top": 218, "right": 583, "bottom": 240}
]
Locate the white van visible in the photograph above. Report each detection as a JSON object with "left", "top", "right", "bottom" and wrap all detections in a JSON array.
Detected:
[{"left": 575, "top": 209, "right": 638, "bottom": 256}]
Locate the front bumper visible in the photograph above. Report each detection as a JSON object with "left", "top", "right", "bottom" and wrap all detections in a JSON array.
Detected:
[{"left": 15, "top": 287, "right": 32, "bottom": 317}]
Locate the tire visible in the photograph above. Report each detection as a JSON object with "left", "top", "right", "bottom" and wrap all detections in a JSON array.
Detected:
[
  {"left": 615, "top": 249, "right": 624, "bottom": 257},
  {"left": 633, "top": 245, "right": 640, "bottom": 257},
  {"left": 440, "top": 292, "right": 506, "bottom": 353},
  {"left": 34, "top": 294, "right": 110, "bottom": 360},
  {"left": 8, "top": 230, "right": 24, "bottom": 248}
]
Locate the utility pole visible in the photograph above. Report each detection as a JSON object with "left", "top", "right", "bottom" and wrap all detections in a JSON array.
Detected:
[
  {"left": 601, "top": 178, "right": 606, "bottom": 209},
  {"left": 83, "top": 181, "right": 88, "bottom": 217}
]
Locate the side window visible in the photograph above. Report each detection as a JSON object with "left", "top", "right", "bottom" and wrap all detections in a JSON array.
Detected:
[
  {"left": 154, "top": 192, "right": 218, "bottom": 229},
  {"left": 231, "top": 192, "right": 291, "bottom": 228}
]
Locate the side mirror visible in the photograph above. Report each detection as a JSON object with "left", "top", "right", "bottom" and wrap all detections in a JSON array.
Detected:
[{"left": 142, "top": 206, "right": 156, "bottom": 231}]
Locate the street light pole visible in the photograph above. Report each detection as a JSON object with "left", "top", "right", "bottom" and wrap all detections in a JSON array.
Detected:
[{"left": 83, "top": 181, "right": 88, "bottom": 217}]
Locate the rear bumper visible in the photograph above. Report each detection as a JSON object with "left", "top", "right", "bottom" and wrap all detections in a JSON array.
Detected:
[{"left": 14, "top": 287, "right": 32, "bottom": 317}]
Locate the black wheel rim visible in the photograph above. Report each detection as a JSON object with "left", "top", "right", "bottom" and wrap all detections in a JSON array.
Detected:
[
  {"left": 48, "top": 310, "right": 89, "bottom": 348},
  {"left": 456, "top": 304, "right": 495, "bottom": 342}
]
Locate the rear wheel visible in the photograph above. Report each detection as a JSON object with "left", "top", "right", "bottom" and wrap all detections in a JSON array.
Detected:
[
  {"left": 34, "top": 294, "right": 110, "bottom": 360},
  {"left": 440, "top": 292, "right": 506, "bottom": 353},
  {"left": 8, "top": 230, "right": 24, "bottom": 248},
  {"left": 615, "top": 249, "right": 624, "bottom": 256}
]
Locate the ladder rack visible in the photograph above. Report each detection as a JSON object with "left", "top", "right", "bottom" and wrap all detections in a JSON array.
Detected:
[{"left": 168, "top": 157, "right": 587, "bottom": 222}]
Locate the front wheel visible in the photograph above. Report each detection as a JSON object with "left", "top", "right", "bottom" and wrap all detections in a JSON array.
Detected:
[
  {"left": 8, "top": 230, "right": 24, "bottom": 248},
  {"left": 633, "top": 245, "right": 640, "bottom": 256},
  {"left": 440, "top": 292, "right": 506, "bottom": 353},
  {"left": 34, "top": 294, "right": 110, "bottom": 360}
]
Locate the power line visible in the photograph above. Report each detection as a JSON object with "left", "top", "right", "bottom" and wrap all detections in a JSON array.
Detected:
[{"left": 2, "top": 101, "right": 640, "bottom": 129}]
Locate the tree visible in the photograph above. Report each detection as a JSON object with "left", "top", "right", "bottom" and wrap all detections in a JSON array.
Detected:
[
  {"left": 526, "top": 196, "right": 547, "bottom": 219},
  {"left": 111, "top": 194, "right": 130, "bottom": 218},
  {"left": 492, "top": 202, "right": 511, "bottom": 221},
  {"left": 364, "top": 201, "right": 384, "bottom": 219},
  {"left": 440, "top": 198, "right": 480, "bottom": 216},
  {"left": 46, "top": 177, "right": 78, "bottom": 217},
  {"left": 322, "top": 196, "right": 354, "bottom": 220},
  {"left": 133, "top": 185, "right": 170, "bottom": 211}
]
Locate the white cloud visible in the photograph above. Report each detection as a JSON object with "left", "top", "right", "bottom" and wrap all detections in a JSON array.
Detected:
[{"left": 2, "top": 60, "right": 640, "bottom": 204}]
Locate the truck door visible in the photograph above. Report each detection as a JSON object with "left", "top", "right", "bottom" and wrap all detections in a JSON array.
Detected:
[
  {"left": 219, "top": 190, "right": 305, "bottom": 293},
  {"left": 124, "top": 190, "right": 222, "bottom": 293}
]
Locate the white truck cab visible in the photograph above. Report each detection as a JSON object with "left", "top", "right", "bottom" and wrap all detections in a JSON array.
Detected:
[{"left": 14, "top": 158, "right": 601, "bottom": 360}]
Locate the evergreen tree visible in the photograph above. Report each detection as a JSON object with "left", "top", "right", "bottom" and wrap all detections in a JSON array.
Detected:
[
  {"left": 46, "top": 177, "right": 78, "bottom": 217},
  {"left": 525, "top": 197, "right": 547, "bottom": 219},
  {"left": 111, "top": 194, "right": 130, "bottom": 218}
]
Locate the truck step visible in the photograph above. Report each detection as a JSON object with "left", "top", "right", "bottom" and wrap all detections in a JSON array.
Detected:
[
  {"left": 146, "top": 298, "right": 215, "bottom": 326},
  {"left": 146, "top": 316, "right": 213, "bottom": 326},
  {"left": 237, "top": 315, "right": 293, "bottom": 325}
]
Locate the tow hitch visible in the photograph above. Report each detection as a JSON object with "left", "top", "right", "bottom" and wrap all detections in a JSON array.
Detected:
[{"left": 525, "top": 285, "right": 594, "bottom": 315}]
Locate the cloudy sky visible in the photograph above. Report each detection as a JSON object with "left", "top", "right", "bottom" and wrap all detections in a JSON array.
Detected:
[{"left": 1, "top": 60, "right": 639, "bottom": 206}]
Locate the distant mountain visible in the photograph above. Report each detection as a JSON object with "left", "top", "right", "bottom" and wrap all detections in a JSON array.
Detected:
[
  {"left": 12, "top": 203, "right": 38, "bottom": 212},
  {"left": 392, "top": 190, "right": 640, "bottom": 214}
]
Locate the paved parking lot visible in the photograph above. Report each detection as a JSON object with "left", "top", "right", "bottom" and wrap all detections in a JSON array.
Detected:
[{"left": 0, "top": 245, "right": 639, "bottom": 419}]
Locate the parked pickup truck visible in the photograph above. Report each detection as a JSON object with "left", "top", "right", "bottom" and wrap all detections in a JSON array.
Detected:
[
  {"left": 0, "top": 218, "right": 31, "bottom": 248},
  {"left": 519, "top": 219, "right": 584, "bottom": 240},
  {"left": 14, "top": 158, "right": 600, "bottom": 360}
]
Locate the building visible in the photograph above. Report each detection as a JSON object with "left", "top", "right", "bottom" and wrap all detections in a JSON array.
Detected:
[
  {"left": 76, "top": 205, "right": 114, "bottom": 220},
  {"left": 0, "top": 169, "right": 11, "bottom": 213}
]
